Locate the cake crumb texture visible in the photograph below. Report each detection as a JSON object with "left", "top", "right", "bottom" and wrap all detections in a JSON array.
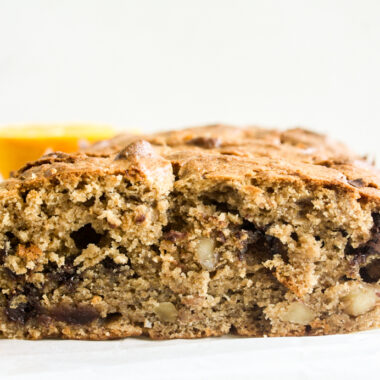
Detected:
[{"left": 0, "top": 124, "right": 379, "bottom": 339}]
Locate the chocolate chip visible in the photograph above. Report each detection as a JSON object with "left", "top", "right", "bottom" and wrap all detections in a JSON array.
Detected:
[
  {"left": 118, "top": 246, "right": 128, "bottom": 254},
  {"left": 24, "top": 283, "right": 41, "bottom": 299},
  {"left": 5, "top": 232, "right": 19, "bottom": 250},
  {"left": 5, "top": 302, "right": 31, "bottom": 324},
  {"left": 21, "top": 190, "right": 29, "bottom": 203},
  {"left": 345, "top": 213, "right": 380, "bottom": 261},
  {"left": 83, "top": 197, "right": 95, "bottom": 207},
  {"left": 172, "top": 162, "right": 181, "bottom": 181},
  {"left": 373, "top": 212, "right": 380, "bottom": 228},
  {"left": 135, "top": 214, "right": 146, "bottom": 224},
  {"left": 237, "top": 222, "right": 288, "bottom": 263},
  {"left": 49, "top": 304, "right": 99, "bottom": 325},
  {"left": 296, "top": 198, "right": 314, "bottom": 208},
  {"left": 265, "top": 234, "right": 288, "bottom": 258},
  {"left": 0, "top": 249, "right": 5, "bottom": 265},
  {"left": 46, "top": 259, "right": 80, "bottom": 291},
  {"left": 291, "top": 232, "right": 299, "bottom": 242},
  {"left": 348, "top": 178, "right": 366, "bottom": 188},
  {"left": 101, "top": 256, "right": 120, "bottom": 270},
  {"left": 359, "top": 259, "right": 380, "bottom": 283},
  {"left": 187, "top": 137, "right": 221, "bottom": 149},
  {"left": 104, "top": 312, "right": 122, "bottom": 324},
  {"left": 5, "top": 289, "right": 41, "bottom": 325},
  {"left": 70, "top": 224, "right": 102, "bottom": 250}
]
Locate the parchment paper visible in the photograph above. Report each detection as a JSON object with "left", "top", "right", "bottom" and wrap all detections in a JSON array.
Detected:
[{"left": 1, "top": 329, "right": 379, "bottom": 379}]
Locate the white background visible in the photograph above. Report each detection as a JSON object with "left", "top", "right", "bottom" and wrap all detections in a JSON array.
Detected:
[
  {"left": 0, "top": 1, "right": 379, "bottom": 379},
  {"left": 0, "top": 1, "right": 380, "bottom": 157}
]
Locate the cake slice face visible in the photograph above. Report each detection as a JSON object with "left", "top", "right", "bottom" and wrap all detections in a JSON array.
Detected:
[{"left": 0, "top": 125, "right": 379, "bottom": 339}]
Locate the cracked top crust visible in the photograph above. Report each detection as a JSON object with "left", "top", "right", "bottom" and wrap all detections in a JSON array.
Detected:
[{"left": 4, "top": 124, "right": 380, "bottom": 201}]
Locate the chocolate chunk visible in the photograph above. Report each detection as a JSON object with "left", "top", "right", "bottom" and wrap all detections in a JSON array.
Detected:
[
  {"left": 5, "top": 302, "right": 31, "bottom": 324},
  {"left": 187, "top": 137, "right": 221, "bottom": 149},
  {"left": 49, "top": 304, "right": 99, "bottom": 325},
  {"left": 118, "top": 246, "right": 128, "bottom": 254},
  {"left": 21, "top": 190, "right": 29, "bottom": 203},
  {"left": 346, "top": 213, "right": 380, "bottom": 279},
  {"left": 83, "top": 197, "right": 96, "bottom": 207},
  {"left": 296, "top": 198, "right": 314, "bottom": 208},
  {"left": 46, "top": 258, "right": 81, "bottom": 290},
  {"left": 237, "top": 222, "right": 288, "bottom": 263},
  {"left": 348, "top": 178, "right": 366, "bottom": 188},
  {"left": 265, "top": 234, "right": 288, "bottom": 258},
  {"left": 24, "top": 283, "right": 41, "bottom": 299},
  {"left": 70, "top": 224, "right": 102, "bottom": 250},
  {"left": 5, "top": 232, "right": 19, "bottom": 250},
  {"left": 104, "top": 312, "right": 122, "bottom": 324},
  {"left": 359, "top": 259, "right": 380, "bottom": 283},
  {"left": 373, "top": 212, "right": 380, "bottom": 228},
  {"left": 291, "top": 232, "right": 299, "bottom": 242},
  {"left": 5, "top": 287, "right": 41, "bottom": 325},
  {"left": 171, "top": 162, "right": 181, "bottom": 181},
  {"left": 101, "top": 256, "right": 121, "bottom": 270},
  {"left": 348, "top": 213, "right": 380, "bottom": 257}
]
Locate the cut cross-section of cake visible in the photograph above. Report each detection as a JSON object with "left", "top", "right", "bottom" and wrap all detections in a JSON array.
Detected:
[{"left": 0, "top": 125, "right": 379, "bottom": 339}]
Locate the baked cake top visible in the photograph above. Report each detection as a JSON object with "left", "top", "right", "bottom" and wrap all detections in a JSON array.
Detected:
[{"left": 3, "top": 124, "right": 380, "bottom": 201}]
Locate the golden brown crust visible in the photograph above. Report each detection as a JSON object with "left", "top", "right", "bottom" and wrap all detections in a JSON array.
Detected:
[{"left": 10, "top": 124, "right": 380, "bottom": 201}]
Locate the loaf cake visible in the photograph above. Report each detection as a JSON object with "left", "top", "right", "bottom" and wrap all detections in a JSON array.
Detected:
[{"left": 0, "top": 125, "right": 379, "bottom": 339}]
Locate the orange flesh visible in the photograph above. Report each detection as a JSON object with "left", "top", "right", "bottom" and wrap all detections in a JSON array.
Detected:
[{"left": 0, "top": 125, "right": 117, "bottom": 178}]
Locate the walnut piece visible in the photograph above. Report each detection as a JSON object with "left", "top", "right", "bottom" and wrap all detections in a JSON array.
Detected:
[
  {"left": 281, "top": 302, "right": 316, "bottom": 325},
  {"left": 343, "top": 287, "right": 377, "bottom": 317},
  {"left": 196, "top": 238, "right": 217, "bottom": 270},
  {"left": 154, "top": 302, "right": 178, "bottom": 322}
]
